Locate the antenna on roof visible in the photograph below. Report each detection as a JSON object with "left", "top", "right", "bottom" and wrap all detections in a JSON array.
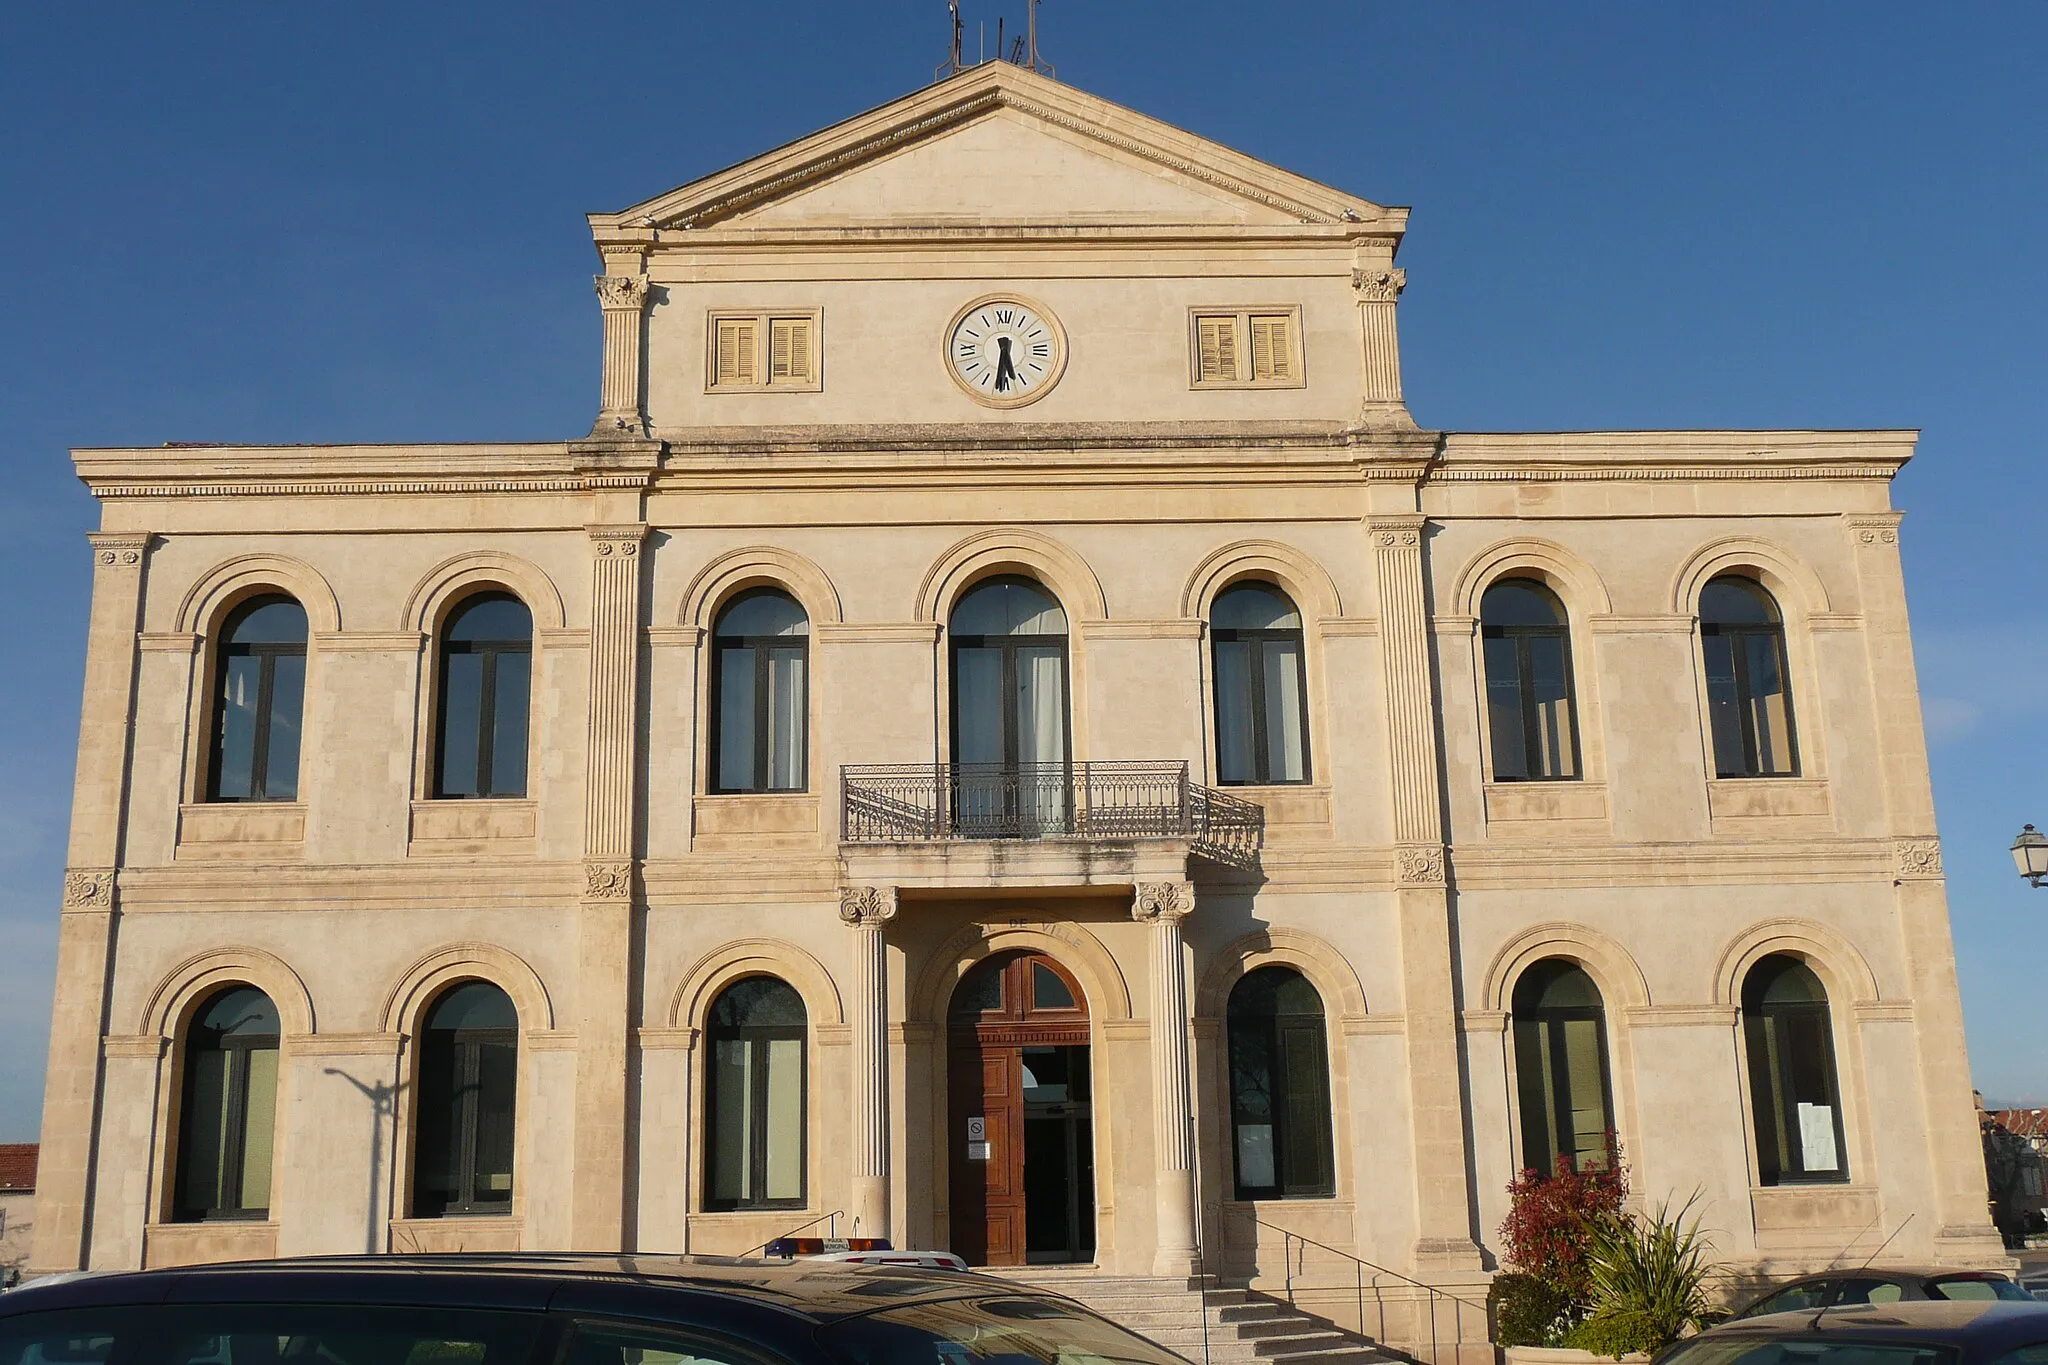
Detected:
[
  {"left": 1024, "top": 0, "right": 1053, "bottom": 76},
  {"left": 935, "top": 0, "right": 965, "bottom": 79}
]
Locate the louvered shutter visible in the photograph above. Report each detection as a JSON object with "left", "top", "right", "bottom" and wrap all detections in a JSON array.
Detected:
[
  {"left": 1197, "top": 315, "right": 1238, "bottom": 383},
  {"left": 770, "top": 317, "right": 811, "bottom": 383},
  {"left": 1251, "top": 315, "right": 1293, "bottom": 382},
  {"left": 716, "top": 319, "right": 759, "bottom": 386}
]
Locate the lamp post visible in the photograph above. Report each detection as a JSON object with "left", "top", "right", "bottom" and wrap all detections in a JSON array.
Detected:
[{"left": 2012, "top": 825, "right": 2048, "bottom": 888}]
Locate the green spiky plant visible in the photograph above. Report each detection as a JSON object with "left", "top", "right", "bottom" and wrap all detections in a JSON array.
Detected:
[{"left": 1565, "top": 1196, "right": 1720, "bottom": 1360}]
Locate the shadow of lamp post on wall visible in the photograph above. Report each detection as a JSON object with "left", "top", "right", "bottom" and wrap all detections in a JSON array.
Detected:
[{"left": 2012, "top": 825, "right": 2048, "bottom": 888}]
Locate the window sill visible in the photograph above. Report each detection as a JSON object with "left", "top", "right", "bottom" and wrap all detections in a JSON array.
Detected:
[
  {"left": 693, "top": 792, "right": 819, "bottom": 850},
  {"left": 1706, "top": 777, "right": 1833, "bottom": 830},
  {"left": 1217, "top": 784, "right": 1330, "bottom": 842},
  {"left": 1482, "top": 782, "right": 1609, "bottom": 837},
  {"left": 408, "top": 798, "right": 538, "bottom": 856},
  {"left": 1750, "top": 1184, "right": 1877, "bottom": 1253},
  {"left": 388, "top": 1215, "right": 522, "bottom": 1253},
  {"left": 143, "top": 1220, "right": 278, "bottom": 1268},
  {"left": 175, "top": 803, "right": 306, "bottom": 861}
]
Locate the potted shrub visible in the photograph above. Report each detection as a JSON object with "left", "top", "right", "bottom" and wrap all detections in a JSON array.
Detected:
[
  {"left": 1491, "top": 1141, "right": 1629, "bottom": 1361},
  {"left": 1563, "top": 1198, "right": 1719, "bottom": 1361}
]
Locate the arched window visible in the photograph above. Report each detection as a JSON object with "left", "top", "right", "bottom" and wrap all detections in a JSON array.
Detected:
[
  {"left": 175, "top": 986, "right": 280, "bottom": 1221},
  {"left": 1481, "top": 580, "right": 1580, "bottom": 782},
  {"left": 413, "top": 981, "right": 518, "bottom": 1217},
  {"left": 1226, "top": 966, "right": 1335, "bottom": 1200},
  {"left": 1700, "top": 576, "right": 1797, "bottom": 778},
  {"left": 950, "top": 577, "right": 1070, "bottom": 834},
  {"left": 711, "top": 589, "right": 809, "bottom": 793},
  {"left": 1211, "top": 582, "right": 1311, "bottom": 786},
  {"left": 208, "top": 596, "right": 308, "bottom": 802},
  {"left": 705, "top": 976, "right": 807, "bottom": 1210},
  {"left": 435, "top": 593, "right": 533, "bottom": 799},
  {"left": 1743, "top": 955, "right": 1847, "bottom": 1184},
  {"left": 1512, "top": 960, "right": 1615, "bottom": 1174}
]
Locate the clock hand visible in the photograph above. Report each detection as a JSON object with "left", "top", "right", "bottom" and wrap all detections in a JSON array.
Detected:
[{"left": 994, "top": 336, "right": 1018, "bottom": 392}]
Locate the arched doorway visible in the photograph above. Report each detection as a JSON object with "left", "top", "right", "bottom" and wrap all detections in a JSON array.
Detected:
[{"left": 947, "top": 950, "right": 1095, "bottom": 1265}]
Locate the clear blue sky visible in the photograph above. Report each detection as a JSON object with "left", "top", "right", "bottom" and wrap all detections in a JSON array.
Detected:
[{"left": 1, "top": 3, "right": 2043, "bottom": 1141}]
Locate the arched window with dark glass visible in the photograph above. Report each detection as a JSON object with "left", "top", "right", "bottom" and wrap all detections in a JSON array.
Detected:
[
  {"left": 413, "top": 981, "right": 518, "bottom": 1217},
  {"left": 1481, "top": 579, "right": 1580, "bottom": 782},
  {"left": 208, "top": 596, "right": 308, "bottom": 802},
  {"left": 1512, "top": 960, "right": 1615, "bottom": 1174},
  {"left": 711, "top": 589, "right": 809, "bottom": 793},
  {"left": 1700, "top": 576, "right": 1797, "bottom": 778},
  {"left": 435, "top": 593, "right": 532, "bottom": 799},
  {"left": 175, "top": 986, "right": 280, "bottom": 1221},
  {"left": 706, "top": 977, "right": 807, "bottom": 1210},
  {"left": 1743, "top": 955, "right": 1847, "bottom": 1184},
  {"left": 1212, "top": 582, "right": 1311, "bottom": 786},
  {"left": 950, "top": 577, "right": 1071, "bottom": 834},
  {"left": 1227, "top": 966, "right": 1335, "bottom": 1200}
]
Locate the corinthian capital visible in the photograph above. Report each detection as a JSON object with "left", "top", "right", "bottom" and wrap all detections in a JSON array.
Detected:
[
  {"left": 839, "top": 884, "right": 899, "bottom": 928},
  {"left": 593, "top": 274, "right": 651, "bottom": 311},
  {"left": 1352, "top": 267, "right": 1407, "bottom": 302},
  {"left": 1132, "top": 881, "right": 1194, "bottom": 923}
]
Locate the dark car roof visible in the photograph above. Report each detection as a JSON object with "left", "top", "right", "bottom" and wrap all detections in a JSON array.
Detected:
[
  {"left": 1705, "top": 1301, "right": 2048, "bottom": 1354},
  {"left": 1, "top": 1254, "right": 1010, "bottom": 1328},
  {"left": 1771, "top": 1268, "right": 2016, "bottom": 1284}
]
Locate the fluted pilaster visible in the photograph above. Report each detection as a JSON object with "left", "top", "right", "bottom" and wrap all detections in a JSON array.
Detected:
[
  {"left": 1354, "top": 267, "right": 1411, "bottom": 425},
  {"left": 1134, "top": 879, "right": 1196, "bottom": 1276},
  {"left": 840, "top": 885, "right": 898, "bottom": 1240},
  {"left": 592, "top": 273, "right": 651, "bottom": 438}
]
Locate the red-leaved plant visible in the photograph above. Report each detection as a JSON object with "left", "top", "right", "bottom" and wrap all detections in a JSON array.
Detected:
[{"left": 1499, "top": 1136, "right": 1630, "bottom": 1311}]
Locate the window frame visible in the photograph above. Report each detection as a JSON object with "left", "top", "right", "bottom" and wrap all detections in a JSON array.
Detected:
[
  {"left": 432, "top": 592, "right": 534, "bottom": 801},
  {"left": 1210, "top": 584, "right": 1313, "bottom": 787},
  {"left": 707, "top": 590, "right": 811, "bottom": 795},
  {"left": 946, "top": 579, "right": 1074, "bottom": 771},
  {"left": 1187, "top": 306, "right": 1306, "bottom": 390},
  {"left": 1742, "top": 956, "right": 1850, "bottom": 1187},
  {"left": 703, "top": 978, "right": 810, "bottom": 1213},
  {"left": 1699, "top": 578, "right": 1800, "bottom": 779},
  {"left": 205, "top": 594, "right": 309, "bottom": 804},
  {"left": 172, "top": 987, "right": 280, "bottom": 1223},
  {"left": 704, "top": 308, "right": 824, "bottom": 393},
  {"left": 1509, "top": 962, "right": 1618, "bottom": 1176},
  {"left": 1225, "top": 966, "right": 1337, "bottom": 1202},
  {"left": 411, "top": 982, "right": 520, "bottom": 1218},
  {"left": 1480, "top": 579, "right": 1583, "bottom": 783}
]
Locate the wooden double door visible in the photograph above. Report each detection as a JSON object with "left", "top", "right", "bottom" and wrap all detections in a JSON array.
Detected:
[{"left": 946, "top": 951, "right": 1096, "bottom": 1266}]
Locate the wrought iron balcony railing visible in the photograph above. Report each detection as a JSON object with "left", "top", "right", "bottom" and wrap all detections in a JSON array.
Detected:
[{"left": 840, "top": 760, "right": 1263, "bottom": 868}]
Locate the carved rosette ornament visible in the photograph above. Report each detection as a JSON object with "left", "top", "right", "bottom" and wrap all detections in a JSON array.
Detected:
[
  {"left": 592, "top": 274, "right": 651, "bottom": 312},
  {"left": 1892, "top": 839, "right": 1944, "bottom": 880},
  {"left": 63, "top": 869, "right": 114, "bottom": 909},
  {"left": 1396, "top": 845, "right": 1447, "bottom": 887},
  {"left": 1131, "top": 880, "right": 1194, "bottom": 923},
  {"left": 88, "top": 533, "right": 150, "bottom": 570},
  {"left": 583, "top": 861, "right": 634, "bottom": 900},
  {"left": 1352, "top": 267, "right": 1408, "bottom": 302},
  {"left": 838, "top": 884, "right": 899, "bottom": 928}
]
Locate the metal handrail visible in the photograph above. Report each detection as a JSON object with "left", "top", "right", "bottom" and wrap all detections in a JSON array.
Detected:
[
  {"left": 742, "top": 1208, "right": 843, "bottom": 1258},
  {"left": 1233, "top": 1210, "right": 1487, "bottom": 1365}
]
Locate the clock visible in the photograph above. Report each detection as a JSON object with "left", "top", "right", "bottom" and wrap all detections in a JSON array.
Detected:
[{"left": 945, "top": 294, "right": 1067, "bottom": 408}]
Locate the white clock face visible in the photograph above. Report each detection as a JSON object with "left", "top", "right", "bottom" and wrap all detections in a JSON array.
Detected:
[{"left": 946, "top": 296, "right": 1066, "bottom": 408}]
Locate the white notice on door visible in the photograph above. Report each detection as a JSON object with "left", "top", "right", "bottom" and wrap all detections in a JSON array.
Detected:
[
  {"left": 967, "top": 1117, "right": 987, "bottom": 1141},
  {"left": 967, "top": 1140, "right": 991, "bottom": 1162},
  {"left": 1796, "top": 1102, "right": 1838, "bottom": 1172}
]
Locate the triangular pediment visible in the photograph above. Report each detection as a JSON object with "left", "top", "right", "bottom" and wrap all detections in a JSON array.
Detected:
[{"left": 594, "top": 63, "right": 1396, "bottom": 235}]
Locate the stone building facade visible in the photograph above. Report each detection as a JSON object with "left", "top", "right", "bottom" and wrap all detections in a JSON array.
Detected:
[{"left": 34, "top": 63, "right": 2002, "bottom": 1333}]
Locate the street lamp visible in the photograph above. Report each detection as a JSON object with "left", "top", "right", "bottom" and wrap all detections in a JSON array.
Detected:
[{"left": 2012, "top": 825, "right": 2048, "bottom": 888}]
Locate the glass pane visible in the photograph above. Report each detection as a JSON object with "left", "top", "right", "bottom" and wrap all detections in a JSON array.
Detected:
[
  {"left": 1021, "top": 1046, "right": 1070, "bottom": 1102},
  {"left": 0, "top": 1305, "right": 543, "bottom": 1365},
  {"left": 1214, "top": 640, "right": 1257, "bottom": 784},
  {"left": 1280, "top": 1021, "right": 1333, "bottom": 1194},
  {"left": 1527, "top": 634, "right": 1577, "bottom": 779},
  {"left": 199, "top": 987, "right": 280, "bottom": 1036},
  {"left": 1701, "top": 577, "right": 1779, "bottom": 625},
  {"left": 238, "top": 1046, "right": 278, "bottom": 1212},
  {"left": 1213, "top": 583, "right": 1301, "bottom": 631},
  {"left": 488, "top": 649, "right": 530, "bottom": 797},
  {"left": 1032, "top": 963, "right": 1077, "bottom": 1011},
  {"left": 709, "top": 1039, "right": 749, "bottom": 1203},
  {"left": 716, "top": 590, "right": 808, "bottom": 639},
  {"left": 1517, "top": 961, "right": 1601, "bottom": 1012},
  {"left": 439, "top": 652, "right": 485, "bottom": 797},
  {"left": 1483, "top": 637, "right": 1528, "bottom": 781},
  {"left": 1230, "top": 965, "right": 1323, "bottom": 1018},
  {"left": 227, "top": 597, "right": 309, "bottom": 645},
  {"left": 262, "top": 651, "right": 305, "bottom": 800},
  {"left": 1261, "top": 638, "right": 1306, "bottom": 782},
  {"left": 1744, "top": 633, "right": 1794, "bottom": 774},
  {"left": 767, "top": 647, "right": 806, "bottom": 790},
  {"left": 824, "top": 1295, "right": 1193, "bottom": 1365},
  {"left": 1514, "top": 1017, "right": 1558, "bottom": 1172},
  {"left": 952, "top": 577, "right": 1067, "bottom": 637},
  {"left": 764, "top": 1037, "right": 804, "bottom": 1200},
  {"left": 1702, "top": 634, "right": 1748, "bottom": 776},
  {"left": 447, "top": 595, "right": 532, "bottom": 644},
  {"left": 568, "top": 1327, "right": 760, "bottom": 1365},
  {"left": 717, "top": 645, "right": 758, "bottom": 789},
  {"left": 179, "top": 1048, "right": 230, "bottom": 1215},
  {"left": 1015, "top": 646, "right": 1066, "bottom": 767},
  {"left": 1482, "top": 581, "right": 1565, "bottom": 628},
  {"left": 951, "top": 960, "right": 1003, "bottom": 1016},
  {"left": 214, "top": 655, "right": 262, "bottom": 799},
  {"left": 710, "top": 977, "right": 806, "bottom": 1030},
  {"left": 427, "top": 982, "right": 517, "bottom": 1032},
  {"left": 471, "top": 1039, "right": 518, "bottom": 1204},
  {"left": 1236, "top": 1123, "right": 1277, "bottom": 1190},
  {"left": 1562, "top": 1016, "right": 1611, "bottom": 1165},
  {"left": 413, "top": 1036, "right": 458, "bottom": 1214},
  {"left": 954, "top": 646, "right": 1006, "bottom": 765}
]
